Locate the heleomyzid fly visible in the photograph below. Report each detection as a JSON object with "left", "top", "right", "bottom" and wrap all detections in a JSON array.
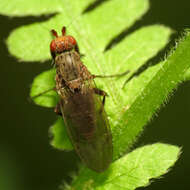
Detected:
[
  {"left": 54, "top": 51, "right": 113, "bottom": 172},
  {"left": 32, "top": 26, "right": 129, "bottom": 172}
]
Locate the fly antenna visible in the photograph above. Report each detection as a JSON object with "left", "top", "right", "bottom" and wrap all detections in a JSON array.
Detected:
[{"left": 51, "top": 29, "right": 58, "bottom": 37}]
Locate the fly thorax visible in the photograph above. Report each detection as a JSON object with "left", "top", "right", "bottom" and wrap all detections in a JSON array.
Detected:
[
  {"left": 67, "top": 78, "right": 82, "bottom": 90},
  {"left": 61, "top": 53, "right": 80, "bottom": 81}
]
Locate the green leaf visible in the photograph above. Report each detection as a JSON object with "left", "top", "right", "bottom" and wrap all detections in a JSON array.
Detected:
[
  {"left": 41, "top": 29, "right": 190, "bottom": 156},
  {"left": 6, "top": 0, "right": 149, "bottom": 61},
  {"left": 180, "top": 30, "right": 190, "bottom": 81},
  {"left": 0, "top": 0, "right": 64, "bottom": 16},
  {"left": 30, "top": 69, "right": 59, "bottom": 107},
  {"left": 30, "top": 25, "right": 172, "bottom": 152},
  {"left": 2, "top": 0, "right": 186, "bottom": 188},
  {"left": 112, "top": 30, "right": 190, "bottom": 159},
  {"left": 0, "top": 0, "right": 95, "bottom": 17},
  {"left": 50, "top": 117, "right": 73, "bottom": 150},
  {"left": 68, "top": 143, "right": 180, "bottom": 190},
  {"left": 183, "top": 68, "right": 190, "bottom": 81},
  {"left": 25, "top": 1, "right": 172, "bottom": 152}
]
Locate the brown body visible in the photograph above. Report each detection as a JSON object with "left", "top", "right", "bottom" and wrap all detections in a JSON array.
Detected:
[{"left": 55, "top": 51, "right": 113, "bottom": 172}]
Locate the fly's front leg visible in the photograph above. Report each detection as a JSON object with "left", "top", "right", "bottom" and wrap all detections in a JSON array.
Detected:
[
  {"left": 93, "top": 88, "right": 108, "bottom": 107},
  {"left": 54, "top": 103, "right": 62, "bottom": 116},
  {"left": 31, "top": 87, "right": 56, "bottom": 100},
  {"left": 92, "top": 70, "right": 129, "bottom": 79}
]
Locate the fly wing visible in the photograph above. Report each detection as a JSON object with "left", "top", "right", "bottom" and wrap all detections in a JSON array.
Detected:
[
  {"left": 55, "top": 51, "right": 112, "bottom": 172},
  {"left": 60, "top": 88, "right": 113, "bottom": 172}
]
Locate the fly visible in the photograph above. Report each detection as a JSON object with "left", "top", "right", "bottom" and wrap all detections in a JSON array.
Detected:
[
  {"left": 33, "top": 26, "right": 129, "bottom": 172},
  {"left": 54, "top": 51, "right": 112, "bottom": 172}
]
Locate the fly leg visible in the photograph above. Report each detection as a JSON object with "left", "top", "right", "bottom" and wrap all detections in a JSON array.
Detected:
[
  {"left": 31, "top": 86, "right": 63, "bottom": 116},
  {"left": 31, "top": 87, "right": 56, "bottom": 100},
  {"left": 54, "top": 103, "right": 62, "bottom": 116},
  {"left": 93, "top": 88, "right": 108, "bottom": 107},
  {"left": 92, "top": 70, "right": 129, "bottom": 79}
]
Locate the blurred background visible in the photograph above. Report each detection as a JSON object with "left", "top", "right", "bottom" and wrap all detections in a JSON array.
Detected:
[{"left": 0, "top": 0, "right": 190, "bottom": 190}]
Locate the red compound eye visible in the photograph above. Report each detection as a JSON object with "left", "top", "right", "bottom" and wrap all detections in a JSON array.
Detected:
[
  {"left": 51, "top": 29, "right": 58, "bottom": 37},
  {"left": 67, "top": 36, "right": 77, "bottom": 46},
  {"left": 50, "top": 40, "right": 56, "bottom": 52},
  {"left": 50, "top": 26, "right": 79, "bottom": 59}
]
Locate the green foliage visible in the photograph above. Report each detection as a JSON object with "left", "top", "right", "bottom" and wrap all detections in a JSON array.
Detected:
[
  {"left": 6, "top": 0, "right": 150, "bottom": 61},
  {"left": 0, "top": 0, "right": 63, "bottom": 16},
  {"left": 30, "top": 69, "right": 58, "bottom": 107},
  {"left": 1, "top": 0, "right": 189, "bottom": 189},
  {"left": 70, "top": 143, "right": 180, "bottom": 190},
  {"left": 50, "top": 117, "right": 73, "bottom": 150}
]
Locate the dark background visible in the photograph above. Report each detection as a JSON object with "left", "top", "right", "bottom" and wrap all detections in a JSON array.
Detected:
[{"left": 0, "top": 0, "right": 190, "bottom": 190}]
